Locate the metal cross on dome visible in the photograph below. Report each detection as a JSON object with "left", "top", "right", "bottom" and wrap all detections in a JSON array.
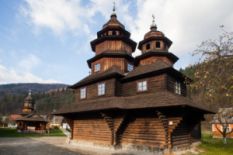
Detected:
[
  {"left": 113, "top": 1, "right": 116, "bottom": 13},
  {"left": 152, "top": 14, "right": 155, "bottom": 26}
]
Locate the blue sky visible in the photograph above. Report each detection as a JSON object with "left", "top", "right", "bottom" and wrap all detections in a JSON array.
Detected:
[{"left": 0, "top": 0, "right": 233, "bottom": 85}]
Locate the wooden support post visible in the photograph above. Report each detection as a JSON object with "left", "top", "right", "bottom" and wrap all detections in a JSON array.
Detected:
[
  {"left": 115, "top": 113, "right": 128, "bottom": 147},
  {"left": 101, "top": 113, "right": 115, "bottom": 146},
  {"left": 156, "top": 111, "right": 170, "bottom": 151},
  {"left": 101, "top": 112, "right": 128, "bottom": 147}
]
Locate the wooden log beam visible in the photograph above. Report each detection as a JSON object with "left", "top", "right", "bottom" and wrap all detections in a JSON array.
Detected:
[
  {"left": 100, "top": 112, "right": 115, "bottom": 146},
  {"left": 115, "top": 113, "right": 129, "bottom": 146}
]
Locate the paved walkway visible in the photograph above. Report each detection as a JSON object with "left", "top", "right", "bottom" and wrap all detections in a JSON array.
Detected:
[
  {"left": 0, "top": 137, "right": 84, "bottom": 155},
  {"left": 0, "top": 137, "right": 174, "bottom": 155}
]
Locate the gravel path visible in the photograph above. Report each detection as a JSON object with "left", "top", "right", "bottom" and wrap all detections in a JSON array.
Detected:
[{"left": 0, "top": 137, "right": 84, "bottom": 155}]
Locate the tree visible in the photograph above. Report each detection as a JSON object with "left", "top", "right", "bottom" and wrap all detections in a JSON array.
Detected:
[
  {"left": 213, "top": 108, "right": 233, "bottom": 144},
  {"left": 191, "top": 28, "right": 233, "bottom": 109}
]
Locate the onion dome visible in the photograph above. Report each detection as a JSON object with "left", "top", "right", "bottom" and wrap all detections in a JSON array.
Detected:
[
  {"left": 102, "top": 1, "right": 124, "bottom": 29},
  {"left": 90, "top": 12, "right": 136, "bottom": 52},
  {"left": 144, "top": 15, "right": 164, "bottom": 39},
  {"left": 144, "top": 25, "right": 165, "bottom": 39},
  {"left": 102, "top": 14, "right": 125, "bottom": 29}
]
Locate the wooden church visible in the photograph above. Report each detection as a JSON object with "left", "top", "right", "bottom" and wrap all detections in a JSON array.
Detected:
[
  {"left": 16, "top": 91, "right": 47, "bottom": 133},
  {"left": 55, "top": 10, "right": 214, "bottom": 153}
]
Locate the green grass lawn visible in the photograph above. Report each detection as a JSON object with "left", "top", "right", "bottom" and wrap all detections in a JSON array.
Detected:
[
  {"left": 0, "top": 127, "right": 65, "bottom": 137},
  {"left": 199, "top": 133, "right": 233, "bottom": 155}
]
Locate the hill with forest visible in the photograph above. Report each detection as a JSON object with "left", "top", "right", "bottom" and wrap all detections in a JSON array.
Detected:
[
  {"left": 0, "top": 83, "right": 68, "bottom": 95},
  {"left": 0, "top": 83, "right": 75, "bottom": 115}
]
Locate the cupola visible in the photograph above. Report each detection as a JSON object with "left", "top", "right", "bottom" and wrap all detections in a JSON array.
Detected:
[
  {"left": 88, "top": 6, "right": 136, "bottom": 74},
  {"left": 136, "top": 15, "right": 178, "bottom": 66}
]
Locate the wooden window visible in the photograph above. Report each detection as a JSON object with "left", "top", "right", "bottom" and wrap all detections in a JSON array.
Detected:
[
  {"left": 80, "top": 87, "right": 86, "bottom": 99},
  {"left": 98, "top": 83, "right": 105, "bottom": 96},
  {"left": 174, "top": 82, "right": 181, "bottom": 95},
  {"left": 146, "top": 43, "right": 150, "bottom": 50},
  {"left": 94, "top": 64, "right": 101, "bottom": 72},
  {"left": 127, "top": 63, "right": 134, "bottom": 72},
  {"left": 112, "top": 31, "right": 116, "bottom": 35},
  {"left": 156, "top": 41, "right": 161, "bottom": 48},
  {"left": 137, "top": 81, "right": 147, "bottom": 92}
]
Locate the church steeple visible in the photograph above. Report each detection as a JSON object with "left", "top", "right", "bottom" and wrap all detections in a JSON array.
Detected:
[
  {"left": 89, "top": 9, "right": 136, "bottom": 74},
  {"left": 136, "top": 16, "right": 178, "bottom": 66},
  {"left": 22, "top": 90, "right": 34, "bottom": 114}
]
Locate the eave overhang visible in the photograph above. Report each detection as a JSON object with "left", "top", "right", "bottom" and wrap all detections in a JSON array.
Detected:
[
  {"left": 87, "top": 52, "right": 134, "bottom": 68},
  {"left": 135, "top": 51, "right": 179, "bottom": 65},
  {"left": 70, "top": 71, "right": 124, "bottom": 89}
]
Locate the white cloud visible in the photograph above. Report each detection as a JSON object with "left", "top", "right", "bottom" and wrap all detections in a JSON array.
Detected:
[
  {"left": 19, "top": 0, "right": 233, "bottom": 68},
  {"left": 18, "top": 53, "right": 41, "bottom": 72},
  {"left": 0, "top": 64, "right": 59, "bottom": 84},
  {"left": 21, "top": 0, "right": 233, "bottom": 48},
  {"left": 21, "top": 0, "right": 134, "bottom": 35},
  {"left": 0, "top": 52, "right": 59, "bottom": 84},
  {"left": 131, "top": 0, "right": 233, "bottom": 58},
  {"left": 21, "top": 0, "right": 88, "bottom": 34}
]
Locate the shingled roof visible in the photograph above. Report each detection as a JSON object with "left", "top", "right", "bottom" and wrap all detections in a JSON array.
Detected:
[
  {"left": 70, "top": 66, "right": 124, "bottom": 89},
  {"left": 135, "top": 51, "right": 179, "bottom": 64},
  {"left": 16, "top": 112, "right": 47, "bottom": 122},
  {"left": 124, "top": 61, "right": 169, "bottom": 80},
  {"left": 54, "top": 91, "right": 214, "bottom": 115}
]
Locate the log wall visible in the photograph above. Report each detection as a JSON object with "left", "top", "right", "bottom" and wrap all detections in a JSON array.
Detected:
[
  {"left": 73, "top": 118, "right": 112, "bottom": 145},
  {"left": 120, "top": 117, "right": 166, "bottom": 148},
  {"left": 75, "top": 78, "right": 116, "bottom": 101},
  {"left": 141, "top": 40, "right": 168, "bottom": 52},
  {"left": 167, "top": 75, "right": 187, "bottom": 96},
  {"left": 69, "top": 113, "right": 200, "bottom": 151},
  {"left": 95, "top": 40, "right": 132, "bottom": 54},
  {"left": 139, "top": 56, "right": 173, "bottom": 66},
  {"left": 121, "top": 75, "right": 166, "bottom": 96},
  {"left": 91, "top": 57, "right": 129, "bottom": 73},
  {"left": 171, "top": 120, "right": 191, "bottom": 149}
]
